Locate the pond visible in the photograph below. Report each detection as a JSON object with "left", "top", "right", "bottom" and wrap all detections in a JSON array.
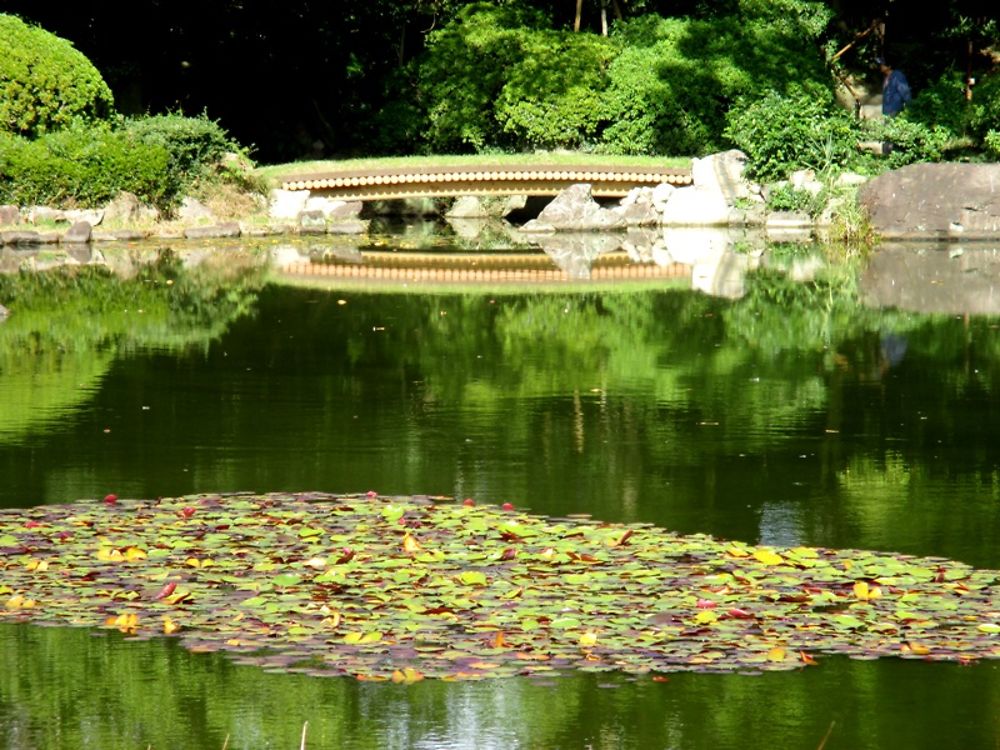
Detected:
[{"left": 1, "top": 234, "right": 999, "bottom": 748}]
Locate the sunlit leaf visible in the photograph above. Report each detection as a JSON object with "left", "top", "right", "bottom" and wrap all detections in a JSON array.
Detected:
[
  {"left": 1, "top": 491, "right": 999, "bottom": 681},
  {"left": 753, "top": 549, "right": 785, "bottom": 566}
]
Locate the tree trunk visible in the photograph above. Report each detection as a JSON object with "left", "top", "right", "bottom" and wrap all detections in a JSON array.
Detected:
[{"left": 574, "top": 0, "right": 582, "bottom": 32}]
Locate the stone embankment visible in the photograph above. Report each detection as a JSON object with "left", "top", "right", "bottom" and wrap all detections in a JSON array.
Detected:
[{"left": 2, "top": 152, "right": 999, "bottom": 247}]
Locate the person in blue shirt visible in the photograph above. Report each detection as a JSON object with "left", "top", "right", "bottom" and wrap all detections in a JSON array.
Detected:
[{"left": 877, "top": 57, "right": 911, "bottom": 116}]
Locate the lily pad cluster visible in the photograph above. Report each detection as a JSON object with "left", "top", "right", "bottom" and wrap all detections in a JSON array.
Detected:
[{"left": 2, "top": 492, "right": 999, "bottom": 681}]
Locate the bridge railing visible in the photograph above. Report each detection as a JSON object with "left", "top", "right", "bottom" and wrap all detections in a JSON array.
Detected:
[{"left": 281, "top": 164, "right": 692, "bottom": 201}]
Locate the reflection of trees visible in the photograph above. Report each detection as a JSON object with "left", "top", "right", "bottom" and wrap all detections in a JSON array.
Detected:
[
  {"left": 0, "top": 252, "right": 265, "bottom": 441},
  {"left": 4, "top": 622, "right": 1000, "bottom": 749}
]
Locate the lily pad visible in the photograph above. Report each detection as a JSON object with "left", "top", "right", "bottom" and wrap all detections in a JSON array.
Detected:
[{"left": 1, "top": 492, "right": 998, "bottom": 681}]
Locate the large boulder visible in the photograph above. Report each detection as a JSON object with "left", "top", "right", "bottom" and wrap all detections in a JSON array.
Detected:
[
  {"left": 859, "top": 163, "right": 1000, "bottom": 240},
  {"left": 523, "top": 184, "right": 626, "bottom": 232},
  {"left": 661, "top": 150, "right": 757, "bottom": 227},
  {"left": 269, "top": 189, "right": 310, "bottom": 221}
]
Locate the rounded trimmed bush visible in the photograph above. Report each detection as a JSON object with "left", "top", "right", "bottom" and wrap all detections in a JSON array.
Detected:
[{"left": 0, "top": 14, "right": 115, "bottom": 138}]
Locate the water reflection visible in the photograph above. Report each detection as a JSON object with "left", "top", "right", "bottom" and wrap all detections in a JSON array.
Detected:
[
  {"left": 2, "top": 236, "right": 1000, "bottom": 748},
  {"left": 861, "top": 243, "right": 1000, "bottom": 313},
  {"left": 2, "top": 623, "right": 999, "bottom": 750}
]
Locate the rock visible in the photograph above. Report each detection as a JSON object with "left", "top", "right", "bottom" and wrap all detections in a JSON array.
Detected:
[
  {"left": 0, "top": 206, "right": 19, "bottom": 226},
  {"left": 1, "top": 230, "right": 41, "bottom": 246},
  {"left": 445, "top": 196, "right": 491, "bottom": 219},
  {"left": 661, "top": 150, "right": 758, "bottom": 227},
  {"left": 788, "top": 170, "right": 824, "bottom": 196},
  {"left": 766, "top": 211, "right": 812, "bottom": 229},
  {"left": 62, "top": 221, "right": 93, "bottom": 244},
  {"left": 651, "top": 183, "right": 676, "bottom": 212},
  {"left": 0, "top": 303, "right": 8, "bottom": 320},
  {"left": 103, "top": 192, "right": 159, "bottom": 224},
  {"left": 304, "top": 196, "right": 363, "bottom": 220},
  {"left": 326, "top": 220, "right": 369, "bottom": 235},
  {"left": 519, "top": 220, "right": 557, "bottom": 234},
  {"left": 534, "top": 184, "right": 627, "bottom": 231},
  {"left": 298, "top": 210, "right": 328, "bottom": 234},
  {"left": 26, "top": 206, "right": 68, "bottom": 224},
  {"left": 612, "top": 188, "right": 660, "bottom": 227},
  {"left": 836, "top": 172, "right": 869, "bottom": 187},
  {"left": 183, "top": 223, "right": 241, "bottom": 240},
  {"left": 64, "top": 208, "right": 104, "bottom": 226},
  {"left": 177, "top": 197, "right": 216, "bottom": 222},
  {"left": 859, "top": 163, "right": 1000, "bottom": 240},
  {"left": 269, "top": 189, "right": 311, "bottom": 221},
  {"left": 37, "top": 232, "right": 60, "bottom": 244},
  {"left": 445, "top": 195, "right": 527, "bottom": 219}
]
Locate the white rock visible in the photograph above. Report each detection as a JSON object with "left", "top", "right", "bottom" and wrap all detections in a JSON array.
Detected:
[{"left": 269, "top": 189, "right": 310, "bottom": 220}]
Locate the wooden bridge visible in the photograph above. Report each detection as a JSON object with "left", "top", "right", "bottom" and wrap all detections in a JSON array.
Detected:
[{"left": 281, "top": 163, "right": 692, "bottom": 202}]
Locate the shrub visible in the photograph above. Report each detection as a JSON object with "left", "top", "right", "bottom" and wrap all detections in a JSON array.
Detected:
[
  {"left": 0, "top": 113, "right": 258, "bottom": 211},
  {"left": 122, "top": 113, "right": 241, "bottom": 181},
  {"left": 859, "top": 116, "right": 954, "bottom": 168},
  {"left": 904, "top": 72, "right": 969, "bottom": 135},
  {"left": 765, "top": 183, "right": 821, "bottom": 214},
  {"left": 0, "top": 14, "right": 115, "bottom": 138},
  {"left": 968, "top": 71, "right": 1000, "bottom": 144},
  {"left": 0, "top": 125, "right": 173, "bottom": 209},
  {"left": 723, "top": 90, "right": 857, "bottom": 181}
]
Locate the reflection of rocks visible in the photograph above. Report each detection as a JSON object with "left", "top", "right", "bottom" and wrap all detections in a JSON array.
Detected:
[
  {"left": 307, "top": 240, "right": 364, "bottom": 264},
  {"left": 531, "top": 233, "right": 623, "bottom": 279},
  {"left": 761, "top": 251, "right": 826, "bottom": 283},
  {"left": 621, "top": 228, "right": 661, "bottom": 264},
  {"left": 659, "top": 228, "right": 762, "bottom": 299},
  {"left": 444, "top": 217, "right": 522, "bottom": 245},
  {"left": 269, "top": 245, "right": 308, "bottom": 270},
  {"left": 860, "top": 244, "right": 1000, "bottom": 314}
]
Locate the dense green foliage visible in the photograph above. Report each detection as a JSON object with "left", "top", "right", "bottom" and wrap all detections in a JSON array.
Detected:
[
  {"left": 0, "top": 126, "right": 172, "bottom": 209},
  {"left": 124, "top": 113, "right": 240, "bottom": 183},
  {"left": 416, "top": 4, "right": 617, "bottom": 152},
  {"left": 0, "top": 14, "right": 114, "bottom": 138},
  {"left": 415, "top": 2, "right": 837, "bottom": 156},
  {"left": 0, "top": 114, "right": 247, "bottom": 210},
  {"left": 599, "top": 5, "right": 833, "bottom": 156},
  {"left": 1, "top": 1, "right": 997, "bottom": 162},
  {"left": 723, "top": 91, "right": 856, "bottom": 181}
]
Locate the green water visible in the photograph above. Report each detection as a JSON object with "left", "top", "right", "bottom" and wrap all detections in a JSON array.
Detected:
[{"left": 1, "top": 249, "right": 1000, "bottom": 748}]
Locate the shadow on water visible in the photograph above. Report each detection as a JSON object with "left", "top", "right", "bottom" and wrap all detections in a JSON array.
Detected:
[{"left": 1, "top": 230, "right": 1000, "bottom": 748}]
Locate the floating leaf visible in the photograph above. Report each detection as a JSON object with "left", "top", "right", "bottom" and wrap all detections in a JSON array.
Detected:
[
  {"left": 457, "top": 571, "right": 487, "bottom": 586},
  {"left": 753, "top": 549, "right": 785, "bottom": 566},
  {"left": 0, "top": 491, "right": 998, "bottom": 682}
]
